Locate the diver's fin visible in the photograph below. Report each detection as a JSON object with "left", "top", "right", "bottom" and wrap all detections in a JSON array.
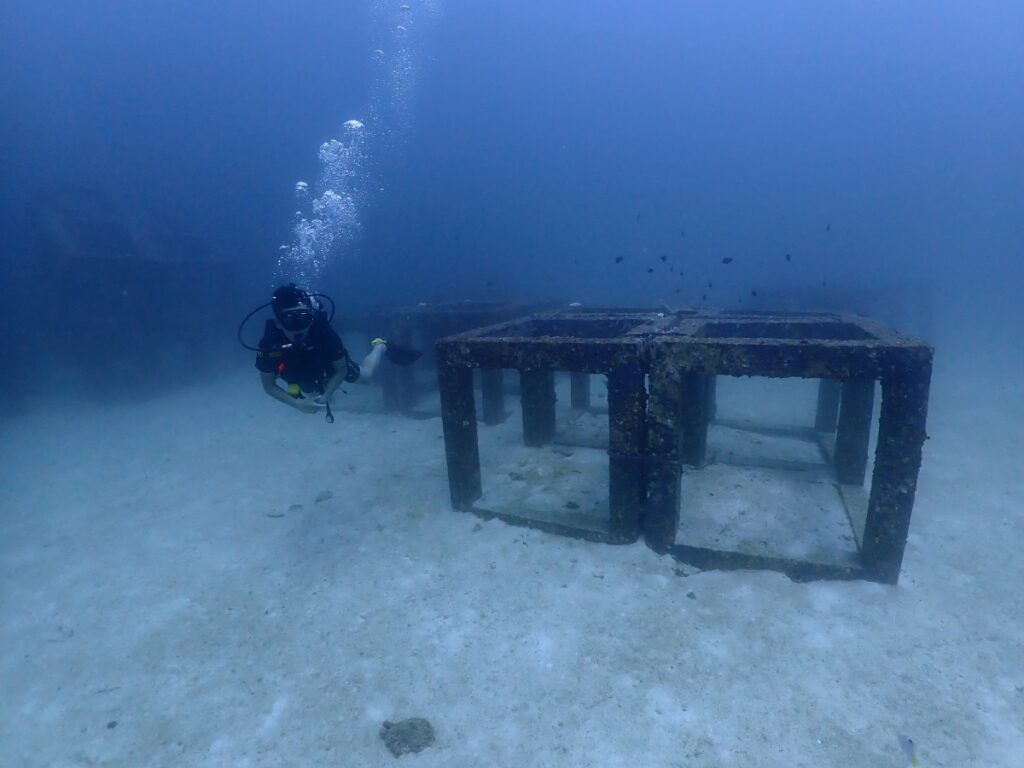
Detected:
[{"left": 385, "top": 342, "right": 422, "bottom": 366}]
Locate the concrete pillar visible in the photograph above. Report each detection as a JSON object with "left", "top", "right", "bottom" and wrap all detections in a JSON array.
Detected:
[
  {"left": 438, "top": 359, "right": 482, "bottom": 510},
  {"left": 815, "top": 378, "right": 842, "bottom": 432},
  {"left": 834, "top": 379, "right": 875, "bottom": 485},
  {"left": 607, "top": 363, "right": 645, "bottom": 543},
  {"left": 644, "top": 357, "right": 684, "bottom": 553},
  {"left": 705, "top": 374, "right": 718, "bottom": 423},
  {"left": 863, "top": 357, "right": 932, "bottom": 584},
  {"left": 480, "top": 368, "right": 506, "bottom": 425},
  {"left": 520, "top": 369, "right": 557, "bottom": 446},
  {"left": 570, "top": 372, "right": 591, "bottom": 409},
  {"left": 680, "top": 373, "right": 711, "bottom": 467}
]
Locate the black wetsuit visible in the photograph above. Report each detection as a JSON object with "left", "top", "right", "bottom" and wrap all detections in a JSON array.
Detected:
[{"left": 254, "top": 315, "right": 360, "bottom": 395}]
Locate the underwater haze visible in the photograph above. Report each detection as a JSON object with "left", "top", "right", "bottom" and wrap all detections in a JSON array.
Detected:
[{"left": 2, "top": 1, "right": 1023, "bottom": 766}]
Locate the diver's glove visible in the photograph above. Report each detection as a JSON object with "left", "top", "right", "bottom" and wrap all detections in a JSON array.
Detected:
[{"left": 370, "top": 337, "right": 388, "bottom": 348}]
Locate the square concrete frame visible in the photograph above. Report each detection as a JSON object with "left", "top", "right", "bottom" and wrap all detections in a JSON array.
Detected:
[
  {"left": 437, "top": 308, "right": 932, "bottom": 584},
  {"left": 436, "top": 310, "right": 675, "bottom": 543},
  {"left": 646, "top": 311, "right": 933, "bottom": 584},
  {"left": 381, "top": 301, "right": 559, "bottom": 412}
]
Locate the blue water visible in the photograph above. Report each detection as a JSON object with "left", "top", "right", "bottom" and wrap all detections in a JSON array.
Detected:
[
  {"left": 1, "top": 4, "right": 1023, "bottom": 765},
  {"left": 3, "top": 1, "right": 1021, "bottom": 321}
]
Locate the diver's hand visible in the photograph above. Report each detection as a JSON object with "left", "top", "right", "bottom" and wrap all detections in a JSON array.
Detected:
[
  {"left": 312, "top": 394, "right": 331, "bottom": 406},
  {"left": 295, "top": 400, "right": 326, "bottom": 414}
]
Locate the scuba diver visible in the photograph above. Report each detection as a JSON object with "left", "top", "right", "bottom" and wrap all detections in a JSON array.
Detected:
[{"left": 239, "top": 284, "right": 420, "bottom": 422}]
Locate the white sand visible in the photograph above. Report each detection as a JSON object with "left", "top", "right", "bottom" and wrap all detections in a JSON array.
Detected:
[{"left": 1, "top": 358, "right": 1022, "bottom": 767}]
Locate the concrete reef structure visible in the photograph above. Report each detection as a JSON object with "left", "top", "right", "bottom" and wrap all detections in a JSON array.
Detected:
[
  {"left": 437, "top": 308, "right": 932, "bottom": 584},
  {"left": 342, "top": 301, "right": 558, "bottom": 415}
]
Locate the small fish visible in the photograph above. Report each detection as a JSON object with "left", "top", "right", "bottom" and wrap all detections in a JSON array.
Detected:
[
  {"left": 826, "top": 223, "right": 831, "bottom": 232},
  {"left": 680, "top": 230, "right": 685, "bottom": 237},
  {"left": 635, "top": 213, "right": 642, "bottom": 221},
  {"left": 647, "top": 267, "right": 654, "bottom": 274},
  {"left": 722, "top": 257, "right": 733, "bottom": 264},
  {"left": 707, "top": 281, "right": 713, "bottom": 288},
  {"left": 701, "top": 293, "right": 707, "bottom": 301},
  {"left": 785, "top": 253, "right": 791, "bottom": 261},
  {"left": 669, "top": 266, "right": 675, "bottom": 273},
  {"left": 751, "top": 290, "right": 758, "bottom": 297},
  {"left": 897, "top": 734, "right": 920, "bottom": 766},
  {"left": 659, "top": 254, "right": 667, "bottom": 262},
  {"left": 615, "top": 256, "right": 624, "bottom": 263},
  {"left": 674, "top": 288, "right": 680, "bottom": 293}
]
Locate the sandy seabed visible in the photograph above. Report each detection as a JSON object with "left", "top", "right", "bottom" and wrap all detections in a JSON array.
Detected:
[{"left": 1, "top": 357, "right": 1022, "bottom": 768}]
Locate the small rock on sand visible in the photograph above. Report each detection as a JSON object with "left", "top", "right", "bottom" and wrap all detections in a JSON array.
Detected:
[{"left": 380, "top": 717, "right": 435, "bottom": 757}]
